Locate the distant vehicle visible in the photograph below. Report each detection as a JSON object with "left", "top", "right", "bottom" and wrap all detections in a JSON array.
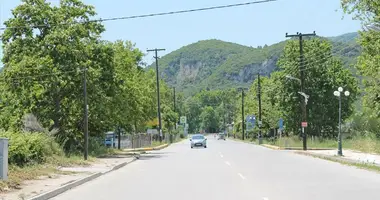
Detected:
[
  {"left": 218, "top": 133, "right": 226, "bottom": 140},
  {"left": 190, "top": 134, "right": 207, "bottom": 148}
]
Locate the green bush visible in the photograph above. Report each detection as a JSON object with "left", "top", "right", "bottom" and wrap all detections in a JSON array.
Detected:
[
  {"left": 0, "top": 131, "right": 64, "bottom": 166},
  {"left": 88, "top": 137, "right": 114, "bottom": 156},
  {"left": 179, "top": 133, "right": 185, "bottom": 139}
]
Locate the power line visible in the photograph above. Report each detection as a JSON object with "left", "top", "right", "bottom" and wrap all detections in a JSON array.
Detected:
[
  {"left": 0, "top": 69, "right": 80, "bottom": 82},
  {"left": 0, "top": 0, "right": 277, "bottom": 31}
]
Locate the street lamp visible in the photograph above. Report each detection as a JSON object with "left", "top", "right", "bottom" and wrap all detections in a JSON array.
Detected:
[
  {"left": 285, "top": 74, "right": 309, "bottom": 151},
  {"left": 334, "top": 87, "right": 350, "bottom": 156},
  {"left": 285, "top": 75, "right": 301, "bottom": 83}
]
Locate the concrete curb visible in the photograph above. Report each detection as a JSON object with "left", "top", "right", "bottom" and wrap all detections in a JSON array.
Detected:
[
  {"left": 123, "top": 143, "right": 169, "bottom": 152},
  {"left": 261, "top": 144, "right": 280, "bottom": 150},
  {"left": 153, "top": 144, "right": 169, "bottom": 150},
  {"left": 27, "top": 158, "right": 137, "bottom": 200},
  {"left": 295, "top": 151, "right": 380, "bottom": 167}
]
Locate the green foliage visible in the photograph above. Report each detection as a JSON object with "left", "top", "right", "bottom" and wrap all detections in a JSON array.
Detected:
[
  {"left": 0, "top": 131, "right": 63, "bottom": 166},
  {"left": 341, "top": 0, "right": 380, "bottom": 25},
  {"left": 0, "top": 0, "right": 176, "bottom": 153},
  {"left": 182, "top": 89, "right": 237, "bottom": 133},
  {"left": 200, "top": 106, "right": 219, "bottom": 133},
  {"left": 341, "top": 0, "right": 380, "bottom": 139},
  {"left": 274, "top": 38, "right": 359, "bottom": 138},
  {"left": 150, "top": 34, "right": 360, "bottom": 97}
]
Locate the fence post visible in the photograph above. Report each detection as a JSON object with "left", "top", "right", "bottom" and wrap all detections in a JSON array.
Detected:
[{"left": 139, "top": 134, "right": 141, "bottom": 148}]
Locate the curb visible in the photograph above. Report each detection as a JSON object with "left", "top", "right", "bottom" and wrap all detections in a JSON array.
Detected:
[
  {"left": 27, "top": 158, "right": 137, "bottom": 200},
  {"left": 123, "top": 143, "right": 169, "bottom": 152},
  {"left": 261, "top": 144, "right": 280, "bottom": 150},
  {"left": 153, "top": 144, "right": 169, "bottom": 150}
]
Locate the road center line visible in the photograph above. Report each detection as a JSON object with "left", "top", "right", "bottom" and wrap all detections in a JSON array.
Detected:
[
  {"left": 238, "top": 173, "right": 246, "bottom": 180},
  {"left": 219, "top": 153, "right": 224, "bottom": 158},
  {"left": 225, "top": 161, "right": 231, "bottom": 166},
  {"left": 263, "top": 197, "right": 269, "bottom": 200}
]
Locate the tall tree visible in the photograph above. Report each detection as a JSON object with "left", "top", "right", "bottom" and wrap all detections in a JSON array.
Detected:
[
  {"left": 274, "top": 38, "right": 358, "bottom": 138},
  {"left": 0, "top": 0, "right": 149, "bottom": 152},
  {"left": 342, "top": 0, "right": 380, "bottom": 117}
]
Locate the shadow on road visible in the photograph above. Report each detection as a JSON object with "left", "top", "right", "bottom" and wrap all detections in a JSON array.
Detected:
[
  {"left": 138, "top": 154, "right": 167, "bottom": 160},
  {"left": 97, "top": 154, "right": 135, "bottom": 158},
  {"left": 145, "top": 151, "right": 173, "bottom": 155}
]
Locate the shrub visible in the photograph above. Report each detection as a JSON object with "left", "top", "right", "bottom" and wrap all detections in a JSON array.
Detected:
[
  {"left": 88, "top": 137, "right": 113, "bottom": 156},
  {"left": 179, "top": 133, "right": 185, "bottom": 139},
  {"left": 0, "top": 131, "right": 64, "bottom": 166}
]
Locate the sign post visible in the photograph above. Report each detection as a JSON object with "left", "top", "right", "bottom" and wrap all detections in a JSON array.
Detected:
[
  {"left": 301, "top": 122, "right": 307, "bottom": 143},
  {"left": 301, "top": 122, "right": 308, "bottom": 127},
  {"left": 180, "top": 116, "right": 187, "bottom": 136},
  {"left": 180, "top": 116, "right": 187, "bottom": 124}
]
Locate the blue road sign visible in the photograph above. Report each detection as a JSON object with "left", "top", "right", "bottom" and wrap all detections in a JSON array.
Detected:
[
  {"left": 279, "top": 118, "right": 284, "bottom": 130},
  {"left": 246, "top": 115, "right": 256, "bottom": 130}
]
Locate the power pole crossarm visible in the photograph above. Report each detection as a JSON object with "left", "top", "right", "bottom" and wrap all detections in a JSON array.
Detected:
[{"left": 147, "top": 48, "right": 166, "bottom": 142}]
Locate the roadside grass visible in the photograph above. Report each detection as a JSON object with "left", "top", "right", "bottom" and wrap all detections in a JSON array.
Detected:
[
  {"left": 230, "top": 134, "right": 380, "bottom": 155},
  {"left": 0, "top": 155, "right": 93, "bottom": 192},
  {"left": 264, "top": 137, "right": 337, "bottom": 149},
  {"left": 0, "top": 147, "right": 117, "bottom": 192},
  {"left": 263, "top": 136, "right": 380, "bottom": 154}
]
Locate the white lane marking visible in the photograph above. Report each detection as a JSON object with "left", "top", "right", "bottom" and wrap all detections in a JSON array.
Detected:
[
  {"left": 219, "top": 153, "right": 224, "bottom": 158},
  {"left": 263, "top": 198, "right": 269, "bottom": 200},
  {"left": 225, "top": 161, "right": 231, "bottom": 166},
  {"left": 238, "top": 173, "right": 246, "bottom": 180}
]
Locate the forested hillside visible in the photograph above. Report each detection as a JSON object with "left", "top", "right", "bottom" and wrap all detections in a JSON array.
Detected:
[{"left": 151, "top": 33, "right": 361, "bottom": 96}]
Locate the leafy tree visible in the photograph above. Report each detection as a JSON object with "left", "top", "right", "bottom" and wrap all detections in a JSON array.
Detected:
[
  {"left": 200, "top": 106, "right": 219, "bottom": 133},
  {"left": 341, "top": 0, "right": 380, "bottom": 138},
  {"left": 273, "top": 38, "right": 358, "bottom": 138},
  {"left": 0, "top": 0, "right": 156, "bottom": 152}
]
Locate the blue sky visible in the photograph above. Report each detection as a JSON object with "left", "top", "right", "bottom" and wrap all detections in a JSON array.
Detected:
[{"left": 1, "top": 0, "right": 361, "bottom": 65}]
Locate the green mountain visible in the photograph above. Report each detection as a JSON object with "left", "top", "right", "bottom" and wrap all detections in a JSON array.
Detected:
[{"left": 152, "top": 32, "right": 361, "bottom": 96}]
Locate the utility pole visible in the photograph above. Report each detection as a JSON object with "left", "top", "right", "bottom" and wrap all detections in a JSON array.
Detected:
[
  {"left": 257, "top": 73, "right": 262, "bottom": 144},
  {"left": 241, "top": 89, "right": 245, "bottom": 140},
  {"left": 147, "top": 48, "right": 165, "bottom": 142},
  {"left": 117, "top": 126, "right": 121, "bottom": 150},
  {"left": 173, "top": 87, "right": 176, "bottom": 130},
  {"left": 83, "top": 68, "right": 88, "bottom": 160},
  {"left": 286, "top": 31, "right": 316, "bottom": 151},
  {"left": 223, "top": 102, "right": 226, "bottom": 135}
]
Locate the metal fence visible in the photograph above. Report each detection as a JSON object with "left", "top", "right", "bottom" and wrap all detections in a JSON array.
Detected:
[
  {"left": 115, "top": 134, "right": 152, "bottom": 149},
  {"left": 114, "top": 133, "right": 181, "bottom": 149}
]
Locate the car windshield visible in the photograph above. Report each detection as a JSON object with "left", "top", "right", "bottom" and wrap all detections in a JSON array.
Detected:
[{"left": 192, "top": 135, "right": 204, "bottom": 140}]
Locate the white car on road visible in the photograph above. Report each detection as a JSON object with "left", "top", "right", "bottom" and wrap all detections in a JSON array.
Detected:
[{"left": 190, "top": 134, "right": 207, "bottom": 148}]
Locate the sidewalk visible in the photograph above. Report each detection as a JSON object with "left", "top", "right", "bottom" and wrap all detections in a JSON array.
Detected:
[
  {"left": 305, "top": 149, "right": 380, "bottom": 165},
  {"left": 0, "top": 156, "right": 135, "bottom": 200}
]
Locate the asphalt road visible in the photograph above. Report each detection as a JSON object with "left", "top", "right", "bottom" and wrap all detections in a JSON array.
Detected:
[{"left": 51, "top": 136, "right": 380, "bottom": 200}]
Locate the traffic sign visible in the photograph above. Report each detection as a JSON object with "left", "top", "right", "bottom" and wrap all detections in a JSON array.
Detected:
[
  {"left": 279, "top": 118, "right": 283, "bottom": 130},
  {"left": 180, "top": 116, "right": 187, "bottom": 124},
  {"left": 301, "top": 122, "right": 308, "bottom": 127}
]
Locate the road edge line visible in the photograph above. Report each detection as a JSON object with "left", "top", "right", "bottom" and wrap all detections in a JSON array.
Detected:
[{"left": 27, "top": 157, "right": 137, "bottom": 200}]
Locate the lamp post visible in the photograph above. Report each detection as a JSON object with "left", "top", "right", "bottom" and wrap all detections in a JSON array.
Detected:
[
  {"left": 285, "top": 74, "right": 309, "bottom": 151},
  {"left": 334, "top": 87, "right": 350, "bottom": 156}
]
